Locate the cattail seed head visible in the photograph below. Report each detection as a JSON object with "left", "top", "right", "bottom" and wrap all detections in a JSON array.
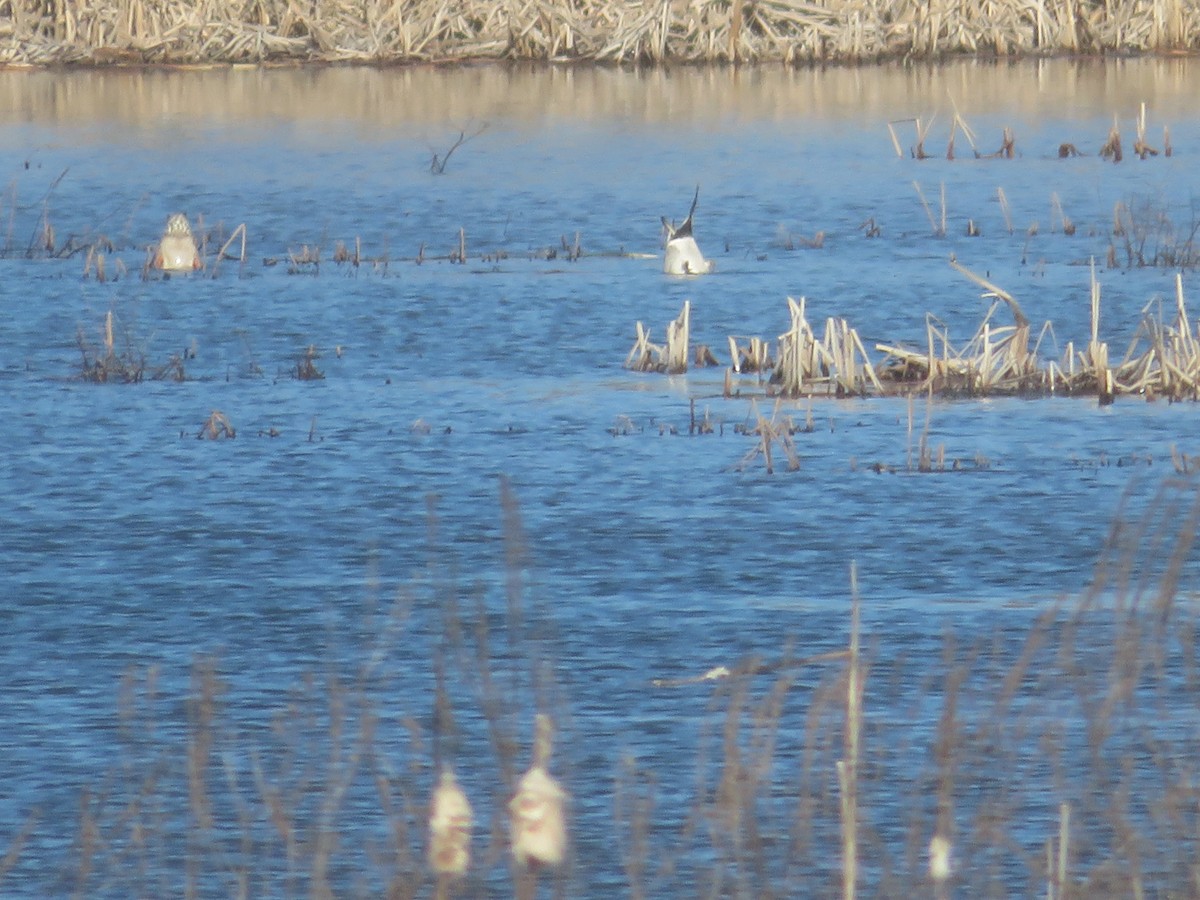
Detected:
[
  {"left": 928, "top": 834, "right": 953, "bottom": 883},
  {"left": 509, "top": 715, "right": 567, "bottom": 868},
  {"left": 429, "top": 768, "right": 473, "bottom": 877}
]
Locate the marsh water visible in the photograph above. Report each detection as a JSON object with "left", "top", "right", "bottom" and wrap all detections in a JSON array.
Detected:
[{"left": 4, "top": 60, "right": 1200, "bottom": 895}]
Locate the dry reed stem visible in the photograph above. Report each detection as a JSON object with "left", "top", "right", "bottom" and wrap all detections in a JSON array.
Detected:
[
  {"left": 912, "top": 181, "right": 943, "bottom": 236},
  {"left": 665, "top": 300, "right": 690, "bottom": 375},
  {"left": 734, "top": 398, "right": 800, "bottom": 474},
  {"left": 838, "top": 562, "right": 862, "bottom": 900},
  {"left": 210, "top": 222, "right": 247, "bottom": 277},
  {"left": 625, "top": 301, "right": 690, "bottom": 374},
  {"left": 0, "top": 816, "right": 38, "bottom": 885}
]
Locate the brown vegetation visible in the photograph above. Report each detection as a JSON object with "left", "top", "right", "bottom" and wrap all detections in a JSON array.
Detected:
[
  {"left": 294, "top": 344, "right": 325, "bottom": 380},
  {"left": 1, "top": 0, "right": 1199, "bottom": 66},
  {"left": 76, "top": 309, "right": 185, "bottom": 383},
  {"left": 196, "top": 408, "right": 235, "bottom": 438},
  {"left": 629, "top": 264, "right": 1200, "bottom": 404}
]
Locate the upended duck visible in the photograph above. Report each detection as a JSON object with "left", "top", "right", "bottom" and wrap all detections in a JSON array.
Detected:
[
  {"left": 153, "top": 213, "right": 202, "bottom": 272},
  {"left": 661, "top": 186, "right": 714, "bottom": 276}
]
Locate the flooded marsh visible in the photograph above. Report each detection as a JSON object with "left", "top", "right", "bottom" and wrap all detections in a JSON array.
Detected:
[{"left": 3, "top": 59, "right": 1200, "bottom": 896}]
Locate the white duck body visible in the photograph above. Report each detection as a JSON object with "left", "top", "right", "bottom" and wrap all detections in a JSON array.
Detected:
[
  {"left": 154, "top": 213, "right": 201, "bottom": 271},
  {"left": 662, "top": 187, "right": 713, "bottom": 276}
]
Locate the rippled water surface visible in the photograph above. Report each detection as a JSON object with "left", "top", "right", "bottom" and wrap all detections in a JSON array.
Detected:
[{"left": 4, "top": 60, "right": 1200, "bottom": 895}]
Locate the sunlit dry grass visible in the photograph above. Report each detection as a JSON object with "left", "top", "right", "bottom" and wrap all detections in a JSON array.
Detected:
[{"left": 1, "top": 0, "right": 1199, "bottom": 65}]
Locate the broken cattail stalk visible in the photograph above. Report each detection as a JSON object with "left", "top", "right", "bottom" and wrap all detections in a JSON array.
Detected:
[
  {"left": 211, "top": 223, "right": 247, "bottom": 277},
  {"left": 885, "top": 119, "right": 910, "bottom": 158},
  {"left": 1051, "top": 193, "right": 1074, "bottom": 235},
  {"left": 913, "top": 181, "right": 939, "bottom": 235},
  {"left": 664, "top": 301, "right": 690, "bottom": 374},
  {"left": 1133, "top": 101, "right": 1159, "bottom": 158},
  {"left": 997, "top": 127, "right": 1015, "bottom": 158},
  {"left": 1100, "top": 117, "right": 1123, "bottom": 162},
  {"left": 913, "top": 115, "right": 933, "bottom": 159},
  {"left": 625, "top": 321, "right": 663, "bottom": 372}
]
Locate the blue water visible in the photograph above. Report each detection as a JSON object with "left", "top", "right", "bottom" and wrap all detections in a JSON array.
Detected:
[{"left": 3, "top": 61, "right": 1200, "bottom": 896}]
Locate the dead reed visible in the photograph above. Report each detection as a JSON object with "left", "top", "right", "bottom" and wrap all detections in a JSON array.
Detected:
[
  {"left": 2, "top": 0, "right": 1199, "bottom": 65},
  {"left": 196, "top": 409, "right": 235, "bottom": 439},
  {"left": 294, "top": 344, "right": 325, "bottom": 380},
  {"left": 628, "top": 262, "right": 1200, "bottom": 404},
  {"left": 625, "top": 300, "right": 690, "bottom": 375},
  {"left": 75, "top": 309, "right": 184, "bottom": 383},
  {"left": 732, "top": 398, "right": 801, "bottom": 474},
  {"left": 430, "top": 124, "right": 488, "bottom": 175},
  {"left": 1110, "top": 198, "right": 1200, "bottom": 270}
]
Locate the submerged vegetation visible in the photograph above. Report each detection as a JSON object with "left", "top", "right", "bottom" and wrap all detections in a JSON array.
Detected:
[{"left": 0, "top": 0, "right": 1199, "bottom": 66}]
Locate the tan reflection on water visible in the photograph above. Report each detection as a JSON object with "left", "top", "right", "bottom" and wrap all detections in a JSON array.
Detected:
[{"left": 0, "top": 59, "right": 1196, "bottom": 127}]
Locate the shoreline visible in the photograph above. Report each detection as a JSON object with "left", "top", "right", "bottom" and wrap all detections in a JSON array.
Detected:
[
  {"left": 2, "top": 49, "right": 1198, "bottom": 71},
  {"left": 1, "top": 0, "right": 1198, "bottom": 69}
]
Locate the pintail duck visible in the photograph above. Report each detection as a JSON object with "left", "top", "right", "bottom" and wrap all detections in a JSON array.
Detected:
[
  {"left": 153, "top": 213, "right": 202, "bottom": 272},
  {"left": 662, "top": 186, "right": 714, "bottom": 276}
]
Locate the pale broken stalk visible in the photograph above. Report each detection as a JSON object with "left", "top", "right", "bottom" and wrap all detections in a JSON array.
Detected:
[
  {"left": 510, "top": 714, "right": 568, "bottom": 898},
  {"left": 428, "top": 768, "right": 473, "bottom": 897}
]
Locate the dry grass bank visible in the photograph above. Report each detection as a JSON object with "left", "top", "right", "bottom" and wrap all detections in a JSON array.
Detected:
[{"left": 1, "top": 0, "right": 1199, "bottom": 67}]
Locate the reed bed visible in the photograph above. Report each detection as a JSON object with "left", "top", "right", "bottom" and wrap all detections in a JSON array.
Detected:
[
  {"left": 2, "top": 0, "right": 1200, "bottom": 66},
  {"left": 628, "top": 262, "right": 1200, "bottom": 404},
  {"left": 7, "top": 479, "right": 1200, "bottom": 894}
]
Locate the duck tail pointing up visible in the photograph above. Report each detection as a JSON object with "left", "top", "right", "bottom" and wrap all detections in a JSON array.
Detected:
[{"left": 674, "top": 185, "right": 700, "bottom": 239}]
